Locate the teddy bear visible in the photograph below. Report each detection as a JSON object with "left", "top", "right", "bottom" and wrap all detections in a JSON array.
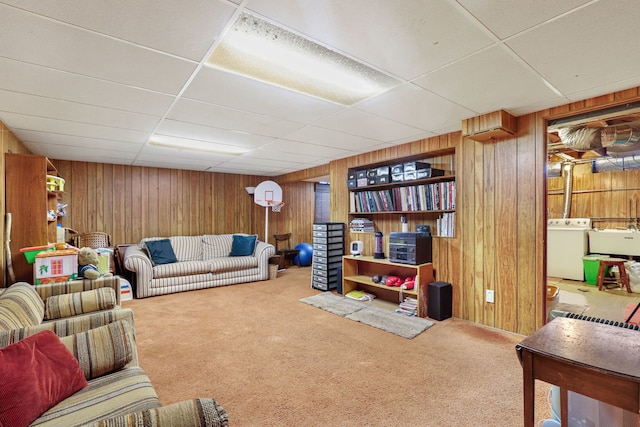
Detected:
[{"left": 77, "top": 247, "right": 112, "bottom": 280}]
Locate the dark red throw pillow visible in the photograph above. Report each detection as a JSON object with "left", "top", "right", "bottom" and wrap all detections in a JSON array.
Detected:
[{"left": 0, "top": 330, "right": 88, "bottom": 427}]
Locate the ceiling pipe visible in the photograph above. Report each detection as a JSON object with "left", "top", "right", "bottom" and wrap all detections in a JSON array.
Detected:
[{"left": 561, "top": 162, "right": 575, "bottom": 219}]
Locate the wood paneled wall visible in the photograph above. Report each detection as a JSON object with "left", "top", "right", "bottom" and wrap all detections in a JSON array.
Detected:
[
  {"left": 52, "top": 160, "right": 274, "bottom": 246},
  {"left": 549, "top": 169, "right": 640, "bottom": 229},
  {"left": 50, "top": 161, "right": 320, "bottom": 250},
  {"left": 4, "top": 86, "right": 640, "bottom": 334}
]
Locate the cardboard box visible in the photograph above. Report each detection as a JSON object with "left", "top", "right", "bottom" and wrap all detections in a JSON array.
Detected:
[
  {"left": 375, "top": 175, "right": 390, "bottom": 184},
  {"left": 347, "top": 178, "right": 357, "bottom": 188},
  {"left": 34, "top": 249, "right": 78, "bottom": 285}
]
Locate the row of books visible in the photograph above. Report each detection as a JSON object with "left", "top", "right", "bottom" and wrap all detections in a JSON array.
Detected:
[
  {"left": 349, "top": 181, "right": 455, "bottom": 213},
  {"left": 395, "top": 297, "right": 418, "bottom": 316},
  {"left": 437, "top": 212, "right": 455, "bottom": 237}
]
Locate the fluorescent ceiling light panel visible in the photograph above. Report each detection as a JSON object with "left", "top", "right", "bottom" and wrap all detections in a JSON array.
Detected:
[
  {"left": 206, "top": 12, "right": 400, "bottom": 105},
  {"left": 148, "top": 135, "right": 249, "bottom": 155}
]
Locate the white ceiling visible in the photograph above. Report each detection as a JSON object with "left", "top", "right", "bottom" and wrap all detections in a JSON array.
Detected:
[{"left": 1, "top": 0, "right": 640, "bottom": 176}]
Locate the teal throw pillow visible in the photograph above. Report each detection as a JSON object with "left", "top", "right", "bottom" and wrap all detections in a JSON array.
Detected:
[
  {"left": 229, "top": 234, "right": 257, "bottom": 257},
  {"left": 144, "top": 239, "right": 177, "bottom": 265}
]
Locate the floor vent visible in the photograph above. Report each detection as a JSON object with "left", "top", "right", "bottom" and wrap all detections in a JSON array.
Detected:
[{"left": 560, "top": 312, "right": 640, "bottom": 331}]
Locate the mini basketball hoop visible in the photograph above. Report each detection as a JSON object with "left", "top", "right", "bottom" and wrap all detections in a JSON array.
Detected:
[
  {"left": 254, "top": 180, "right": 284, "bottom": 242},
  {"left": 271, "top": 201, "right": 285, "bottom": 212}
]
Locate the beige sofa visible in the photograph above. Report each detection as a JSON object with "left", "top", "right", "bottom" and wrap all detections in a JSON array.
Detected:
[{"left": 124, "top": 234, "right": 275, "bottom": 298}]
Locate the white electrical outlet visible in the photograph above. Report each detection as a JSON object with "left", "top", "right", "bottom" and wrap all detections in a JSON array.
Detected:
[{"left": 486, "top": 289, "right": 495, "bottom": 303}]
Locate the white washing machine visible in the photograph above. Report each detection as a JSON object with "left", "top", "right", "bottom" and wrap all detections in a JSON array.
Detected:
[{"left": 547, "top": 218, "right": 592, "bottom": 281}]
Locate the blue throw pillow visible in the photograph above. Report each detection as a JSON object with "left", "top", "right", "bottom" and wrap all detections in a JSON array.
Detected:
[
  {"left": 144, "top": 239, "right": 177, "bottom": 265},
  {"left": 229, "top": 234, "right": 257, "bottom": 257}
]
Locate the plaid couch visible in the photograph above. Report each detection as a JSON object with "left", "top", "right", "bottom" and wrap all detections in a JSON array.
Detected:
[{"left": 124, "top": 234, "right": 275, "bottom": 298}]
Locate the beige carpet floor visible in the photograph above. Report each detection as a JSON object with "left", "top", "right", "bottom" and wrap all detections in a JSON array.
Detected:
[{"left": 123, "top": 268, "right": 551, "bottom": 426}]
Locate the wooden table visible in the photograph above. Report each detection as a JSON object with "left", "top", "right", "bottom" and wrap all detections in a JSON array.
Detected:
[{"left": 516, "top": 317, "right": 640, "bottom": 426}]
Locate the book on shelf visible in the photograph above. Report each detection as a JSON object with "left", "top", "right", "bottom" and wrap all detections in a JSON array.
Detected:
[
  {"left": 349, "top": 218, "right": 375, "bottom": 233},
  {"left": 351, "top": 181, "right": 455, "bottom": 213},
  {"left": 345, "top": 290, "right": 376, "bottom": 301}
]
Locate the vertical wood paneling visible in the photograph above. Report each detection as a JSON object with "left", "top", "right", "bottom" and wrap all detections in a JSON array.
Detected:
[
  {"left": 460, "top": 137, "right": 476, "bottom": 322},
  {"left": 482, "top": 142, "right": 496, "bottom": 328},
  {"left": 495, "top": 139, "right": 518, "bottom": 332},
  {"left": 516, "top": 115, "right": 538, "bottom": 334}
]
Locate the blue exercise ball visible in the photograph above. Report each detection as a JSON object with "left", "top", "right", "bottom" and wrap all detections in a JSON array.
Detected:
[{"left": 294, "top": 242, "right": 313, "bottom": 267}]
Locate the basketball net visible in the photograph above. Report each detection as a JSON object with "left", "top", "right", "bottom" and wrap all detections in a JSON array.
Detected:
[{"left": 271, "top": 201, "right": 285, "bottom": 212}]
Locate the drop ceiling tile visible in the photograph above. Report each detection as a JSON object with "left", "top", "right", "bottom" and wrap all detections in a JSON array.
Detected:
[
  {"left": 23, "top": 141, "right": 137, "bottom": 163},
  {"left": 166, "top": 99, "right": 304, "bottom": 138},
  {"left": 457, "top": 0, "right": 591, "bottom": 39},
  {"left": 2, "top": 112, "right": 150, "bottom": 144},
  {"left": 155, "top": 120, "right": 275, "bottom": 150},
  {"left": 245, "top": 0, "right": 495, "bottom": 80},
  {"left": 183, "top": 66, "right": 343, "bottom": 123},
  {"left": 0, "top": 58, "right": 175, "bottom": 116},
  {"left": 356, "top": 83, "right": 475, "bottom": 132},
  {"left": 0, "top": 4, "right": 197, "bottom": 94},
  {"left": 566, "top": 77, "right": 640, "bottom": 104},
  {"left": 1, "top": 0, "right": 236, "bottom": 61},
  {"left": 413, "top": 46, "right": 560, "bottom": 113},
  {"left": 283, "top": 125, "right": 382, "bottom": 151},
  {"left": 314, "top": 107, "right": 427, "bottom": 142},
  {"left": 506, "top": 0, "right": 640, "bottom": 95},
  {"left": 133, "top": 159, "right": 213, "bottom": 172},
  {"left": 136, "top": 146, "right": 234, "bottom": 165},
  {"left": 246, "top": 147, "right": 320, "bottom": 164},
  {"left": 260, "top": 139, "right": 353, "bottom": 158},
  {"left": 0, "top": 90, "right": 160, "bottom": 132},
  {"left": 12, "top": 130, "right": 144, "bottom": 152}
]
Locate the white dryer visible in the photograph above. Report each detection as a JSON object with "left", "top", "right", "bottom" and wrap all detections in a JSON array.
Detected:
[{"left": 547, "top": 218, "right": 592, "bottom": 281}]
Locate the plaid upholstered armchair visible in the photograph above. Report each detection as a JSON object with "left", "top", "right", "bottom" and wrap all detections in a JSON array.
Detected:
[{"left": 0, "top": 276, "right": 134, "bottom": 346}]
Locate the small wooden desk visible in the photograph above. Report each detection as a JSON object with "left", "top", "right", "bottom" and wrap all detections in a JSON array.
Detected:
[{"left": 516, "top": 317, "right": 640, "bottom": 426}]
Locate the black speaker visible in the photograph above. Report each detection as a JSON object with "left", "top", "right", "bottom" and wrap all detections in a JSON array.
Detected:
[
  {"left": 428, "top": 281, "right": 452, "bottom": 321},
  {"left": 336, "top": 267, "right": 343, "bottom": 294}
]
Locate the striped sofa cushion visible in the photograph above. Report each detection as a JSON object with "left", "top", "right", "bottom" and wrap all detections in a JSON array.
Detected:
[
  {"left": 152, "top": 260, "right": 212, "bottom": 279},
  {"left": 0, "top": 282, "right": 44, "bottom": 331},
  {"left": 169, "top": 236, "right": 203, "bottom": 261},
  {"left": 202, "top": 234, "right": 233, "bottom": 259},
  {"left": 31, "top": 366, "right": 161, "bottom": 427},
  {"left": 0, "top": 308, "right": 135, "bottom": 348},
  {"left": 36, "top": 276, "right": 122, "bottom": 306},
  {"left": 90, "top": 398, "right": 229, "bottom": 427},
  {"left": 44, "top": 287, "right": 116, "bottom": 321},
  {"left": 59, "top": 320, "right": 135, "bottom": 380},
  {"left": 209, "top": 256, "right": 259, "bottom": 273}
]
